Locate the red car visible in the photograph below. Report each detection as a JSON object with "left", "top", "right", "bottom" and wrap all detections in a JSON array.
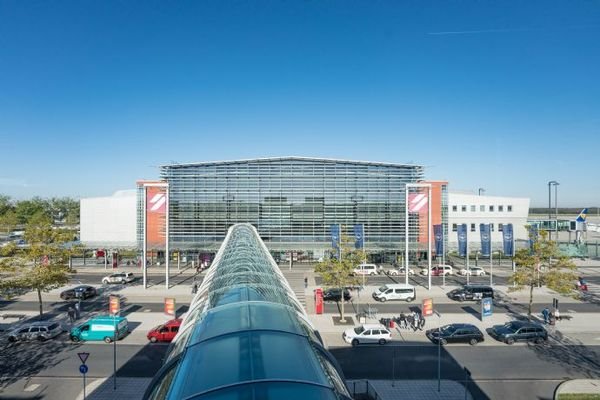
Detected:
[{"left": 147, "top": 318, "right": 182, "bottom": 343}]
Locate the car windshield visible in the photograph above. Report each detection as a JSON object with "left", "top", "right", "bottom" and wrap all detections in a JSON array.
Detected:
[
  {"left": 353, "top": 326, "right": 365, "bottom": 334},
  {"left": 378, "top": 286, "right": 388, "bottom": 292},
  {"left": 503, "top": 323, "right": 518, "bottom": 332},
  {"left": 441, "top": 325, "right": 457, "bottom": 334}
]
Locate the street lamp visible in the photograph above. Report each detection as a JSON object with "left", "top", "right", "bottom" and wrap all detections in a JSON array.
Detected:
[{"left": 548, "top": 181, "right": 559, "bottom": 240}]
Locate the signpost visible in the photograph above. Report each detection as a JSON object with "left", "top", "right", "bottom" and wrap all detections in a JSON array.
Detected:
[
  {"left": 109, "top": 296, "right": 119, "bottom": 390},
  {"left": 422, "top": 298, "right": 434, "bottom": 317},
  {"left": 164, "top": 298, "right": 176, "bottom": 317},
  {"left": 77, "top": 352, "right": 90, "bottom": 399},
  {"left": 481, "top": 297, "right": 493, "bottom": 320}
]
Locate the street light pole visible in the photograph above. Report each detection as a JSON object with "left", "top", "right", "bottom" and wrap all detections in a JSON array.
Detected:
[
  {"left": 548, "top": 181, "right": 559, "bottom": 241},
  {"left": 555, "top": 182, "right": 560, "bottom": 241}
]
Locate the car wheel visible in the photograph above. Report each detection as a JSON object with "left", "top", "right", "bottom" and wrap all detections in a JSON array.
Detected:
[
  {"left": 37, "top": 336, "right": 46, "bottom": 342},
  {"left": 370, "top": 272, "right": 376, "bottom": 276},
  {"left": 378, "top": 339, "right": 387, "bottom": 345},
  {"left": 351, "top": 339, "right": 359, "bottom": 347},
  {"left": 150, "top": 337, "right": 158, "bottom": 343},
  {"left": 380, "top": 297, "right": 387, "bottom": 302},
  {"left": 104, "top": 336, "right": 113, "bottom": 343},
  {"left": 469, "top": 338, "right": 478, "bottom": 346},
  {"left": 439, "top": 338, "right": 447, "bottom": 346},
  {"left": 534, "top": 337, "right": 544, "bottom": 344},
  {"left": 70, "top": 335, "right": 80, "bottom": 342},
  {"left": 406, "top": 297, "right": 414, "bottom": 302},
  {"left": 506, "top": 338, "right": 515, "bottom": 345},
  {"left": 102, "top": 279, "right": 109, "bottom": 285},
  {"left": 8, "top": 336, "right": 17, "bottom": 343}
]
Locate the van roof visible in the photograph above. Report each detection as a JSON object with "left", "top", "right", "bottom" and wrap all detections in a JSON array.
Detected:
[
  {"left": 361, "top": 324, "right": 387, "bottom": 330},
  {"left": 382, "top": 283, "right": 415, "bottom": 289},
  {"left": 90, "top": 315, "right": 127, "bottom": 322}
]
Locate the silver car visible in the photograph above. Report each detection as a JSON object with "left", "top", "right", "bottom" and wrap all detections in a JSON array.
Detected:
[
  {"left": 8, "top": 322, "right": 63, "bottom": 342},
  {"left": 102, "top": 272, "right": 135, "bottom": 284}
]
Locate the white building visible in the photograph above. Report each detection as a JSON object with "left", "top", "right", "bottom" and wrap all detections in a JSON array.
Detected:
[
  {"left": 80, "top": 190, "right": 137, "bottom": 248},
  {"left": 448, "top": 192, "right": 530, "bottom": 249}
]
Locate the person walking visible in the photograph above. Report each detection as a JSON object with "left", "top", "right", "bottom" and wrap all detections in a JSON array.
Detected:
[
  {"left": 542, "top": 307, "right": 550, "bottom": 324},
  {"left": 553, "top": 308, "right": 561, "bottom": 322},
  {"left": 412, "top": 311, "right": 420, "bottom": 332},
  {"left": 399, "top": 312, "right": 407, "bottom": 329},
  {"left": 304, "top": 276, "right": 308, "bottom": 289},
  {"left": 192, "top": 282, "right": 198, "bottom": 294},
  {"left": 67, "top": 306, "right": 76, "bottom": 323}
]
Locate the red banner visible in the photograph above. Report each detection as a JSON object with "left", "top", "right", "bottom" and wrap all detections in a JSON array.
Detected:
[
  {"left": 314, "top": 289, "right": 323, "bottom": 315},
  {"left": 109, "top": 295, "right": 120, "bottom": 315},
  {"left": 146, "top": 186, "right": 167, "bottom": 249},
  {"left": 422, "top": 298, "right": 434, "bottom": 317},
  {"left": 164, "top": 298, "right": 176, "bottom": 317}
]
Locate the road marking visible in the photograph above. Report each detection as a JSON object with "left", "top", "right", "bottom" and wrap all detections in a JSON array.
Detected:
[
  {"left": 24, "top": 384, "right": 40, "bottom": 392},
  {"left": 144, "top": 309, "right": 151, "bottom": 312},
  {"left": 567, "top": 309, "right": 577, "bottom": 313}
]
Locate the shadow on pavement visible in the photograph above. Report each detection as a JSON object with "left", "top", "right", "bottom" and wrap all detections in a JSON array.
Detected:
[{"left": 530, "top": 331, "right": 600, "bottom": 378}]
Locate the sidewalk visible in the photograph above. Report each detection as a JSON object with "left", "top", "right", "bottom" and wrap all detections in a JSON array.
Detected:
[{"left": 555, "top": 379, "right": 600, "bottom": 399}]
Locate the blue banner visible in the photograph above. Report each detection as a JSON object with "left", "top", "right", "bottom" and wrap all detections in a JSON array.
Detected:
[
  {"left": 480, "top": 224, "right": 491, "bottom": 257},
  {"left": 353, "top": 224, "right": 364, "bottom": 249},
  {"left": 529, "top": 225, "right": 539, "bottom": 250},
  {"left": 330, "top": 224, "right": 340, "bottom": 250},
  {"left": 433, "top": 224, "right": 443, "bottom": 256},
  {"left": 457, "top": 224, "right": 467, "bottom": 257},
  {"left": 502, "top": 224, "right": 514, "bottom": 256},
  {"left": 481, "top": 297, "right": 493, "bottom": 318}
]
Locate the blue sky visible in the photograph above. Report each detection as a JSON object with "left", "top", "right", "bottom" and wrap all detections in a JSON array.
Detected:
[{"left": 0, "top": 1, "right": 598, "bottom": 206}]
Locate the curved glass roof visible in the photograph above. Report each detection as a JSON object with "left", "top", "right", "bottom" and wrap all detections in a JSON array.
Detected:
[{"left": 145, "top": 224, "right": 351, "bottom": 400}]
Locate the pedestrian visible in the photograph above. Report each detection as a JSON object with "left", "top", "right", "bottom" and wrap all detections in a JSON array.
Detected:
[
  {"left": 553, "top": 308, "right": 561, "bottom": 322},
  {"left": 399, "top": 312, "right": 407, "bottom": 329},
  {"left": 67, "top": 306, "right": 75, "bottom": 323},
  {"left": 192, "top": 282, "right": 198, "bottom": 294},
  {"left": 418, "top": 313, "right": 426, "bottom": 330},
  {"left": 542, "top": 307, "right": 550, "bottom": 324},
  {"left": 412, "top": 311, "right": 420, "bottom": 331},
  {"left": 304, "top": 276, "right": 308, "bottom": 289}
]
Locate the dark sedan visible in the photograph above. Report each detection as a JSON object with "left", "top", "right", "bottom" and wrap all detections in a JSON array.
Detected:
[
  {"left": 323, "top": 288, "right": 352, "bottom": 302},
  {"left": 488, "top": 321, "right": 548, "bottom": 345},
  {"left": 426, "top": 323, "right": 484, "bottom": 345},
  {"left": 60, "top": 285, "right": 97, "bottom": 300}
]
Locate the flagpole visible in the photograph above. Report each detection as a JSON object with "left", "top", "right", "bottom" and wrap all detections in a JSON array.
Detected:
[
  {"left": 405, "top": 186, "right": 409, "bottom": 286},
  {"left": 428, "top": 185, "right": 432, "bottom": 291}
]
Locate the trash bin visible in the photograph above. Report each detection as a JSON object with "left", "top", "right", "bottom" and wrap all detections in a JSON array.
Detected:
[
  {"left": 358, "top": 313, "right": 366, "bottom": 324},
  {"left": 389, "top": 320, "right": 395, "bottom": 328}
]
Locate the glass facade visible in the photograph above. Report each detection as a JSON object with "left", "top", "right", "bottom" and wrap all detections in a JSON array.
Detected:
[{"left": 159, "top": 157, "right": 425, "bottom": 252}]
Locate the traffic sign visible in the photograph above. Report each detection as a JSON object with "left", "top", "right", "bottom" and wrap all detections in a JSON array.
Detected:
[
  {"left": 77, "top": 352, "right": 90, "bottom": 364},
  {"left": 79, "top": 364, "right": 88, "bottom": 374}
]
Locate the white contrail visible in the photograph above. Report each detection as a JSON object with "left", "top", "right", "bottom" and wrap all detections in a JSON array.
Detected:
[{"left": 427, "top": 28, "right": 532, "bottom": 35}]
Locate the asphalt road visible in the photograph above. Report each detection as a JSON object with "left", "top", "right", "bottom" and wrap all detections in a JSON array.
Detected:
[
  {"left": 2, "top": 299, "right": 599, "bottom": 315},
  {"left": 69, "top": 271, "right": 198, "bottom": 287},
  {"left": 1, "top": 338, "right": 599, "bottom": 400}
]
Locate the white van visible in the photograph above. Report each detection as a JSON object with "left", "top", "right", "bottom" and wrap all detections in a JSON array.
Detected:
[
  {"left": 372, "top": 284, "right": 416, "bottom": 302},
  {"left": 353, "top": 264, "right": 380, "bottom": 276}
]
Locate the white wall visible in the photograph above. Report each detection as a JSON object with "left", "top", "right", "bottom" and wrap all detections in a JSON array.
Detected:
[
  {"left": 80, "top": 190, "right": 137, "bottom": 248},
  {"left": 448, "top": 192, "right": 530, "bottom": 247}
]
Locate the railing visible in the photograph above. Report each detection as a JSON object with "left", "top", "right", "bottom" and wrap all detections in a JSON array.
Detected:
[{"left": 350, "top": 380, "right": 383, "bottom": 400}]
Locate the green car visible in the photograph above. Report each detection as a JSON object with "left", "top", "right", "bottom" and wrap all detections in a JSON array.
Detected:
[{"left": 70, "top": 316, "right": 129, "bottom": 343}]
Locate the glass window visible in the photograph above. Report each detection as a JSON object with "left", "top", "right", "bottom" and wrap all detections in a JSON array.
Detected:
[
  {"left": 461, "top": 205, "right": 467, "bottom": 212},
  {"left": 489, "top": 205, "right": 494, "bottom": 212},
  {"left": 499, "top": 205, "right": 504, "bottom": 212},
  {"left": 452, "top": 205, "right": 457, "bottom": 212},
  {"left": 470, "top": 224, "right": 476, "bottom": 232},
  {"left": 499, "top": 223, "right": 504, "bottom": 232},
  {"left": 452, "top": 224, "right": 457, "bottom": 232},
  {"left": 508, "top": 205, "right": 513, "bottom": 212},
  {"left": 480, "top": 205, "right": 485, "bottom": 212},
  {"left": 490, "top": 224, "right": 495, "bottom": 231},
  {"left": 470, "top": 205, "right": 476, "bottom": 212}
]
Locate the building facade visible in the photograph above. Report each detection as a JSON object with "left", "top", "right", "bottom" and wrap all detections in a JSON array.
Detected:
[
  {"left": 447, "top": 192, "right": 530, "bottom": 250},
  {"left": 152, "top": 157, "right": 440, "bottom": 260}
]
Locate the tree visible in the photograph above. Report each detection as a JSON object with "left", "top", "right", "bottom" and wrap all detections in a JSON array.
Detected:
[
  {"left": 314, "top": 233, "right": 362, "bottom": 322},
  {"left": 0, "top": 210, "right": 18, "bottom": 234},
  {"left": 509, "top": 228, "right": 577, "bottom": 317},
  {"left": 0, "top": 211, "right": 76, "bottom": 318},
  {"left": 0, "top": 194, "right": 13, "bottom": 215}
]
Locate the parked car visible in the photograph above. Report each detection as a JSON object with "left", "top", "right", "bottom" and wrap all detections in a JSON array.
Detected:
[
  {"left": 147, "top": 318, "right": 182, "bottom": 343},
  {"left": 342, "top": 324, "right": 391, "bottom": 346},
  {"left": 421, "top": 265, "right": 453, "bottom": 276},
  {"left": 323, "top": 288, "right": 352, "bottom": 302},
  {"left": 426, "top": 323, "right": 484, "bottom": 345},
  {"left": 352, "top": 264, "right": 381, "bottom": 276},
  {"left": 384, "top": 267, "right": 415, "bottom": 276},
  {"left": 459, "top": 267, "right": 486, "bottom": 276},
  {"left": 372, "top": 284, "right": 416, "bottom": 302},
  {"left": 60, "top": 285, "right": 97, "bottom": 300},
  {"left": 102, "top": 272, "right": 135, "bottom": 285},
  {"left": 447, "top": 285, "right": 494, "bottom": 302},
  {"left": 70, "top": 316, "right": 129, "bottom": 343},
  {"left": 488, "top": 321, "right": 548, "bottom": 345},
  {"left": 8, "top": 322, "right": 63, "bottom": 343}
]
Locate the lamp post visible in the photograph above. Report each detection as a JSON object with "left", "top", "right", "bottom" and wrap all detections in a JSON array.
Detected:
[{"left": 548, "top": 181, "right": 559, "bottom": 241}]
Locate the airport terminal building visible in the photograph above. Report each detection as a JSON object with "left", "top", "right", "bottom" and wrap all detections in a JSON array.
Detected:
[{"left": 137, "top": 157, "right": 446, "bottom": 261}]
